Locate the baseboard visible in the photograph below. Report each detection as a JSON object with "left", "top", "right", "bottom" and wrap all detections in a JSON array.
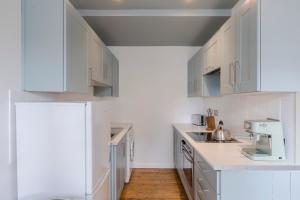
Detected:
[{"left": 132, "top": 162, "right": 175, "bottom": 168}]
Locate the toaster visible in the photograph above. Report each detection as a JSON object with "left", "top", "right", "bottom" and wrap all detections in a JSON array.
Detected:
[{"left": 192, "top": 114, "right": 206, "bottom": 126}]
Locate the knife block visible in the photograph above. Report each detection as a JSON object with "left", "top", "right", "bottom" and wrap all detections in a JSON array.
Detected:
[{"left": 206, "top": 116, "right": 216, "bottom": 131}]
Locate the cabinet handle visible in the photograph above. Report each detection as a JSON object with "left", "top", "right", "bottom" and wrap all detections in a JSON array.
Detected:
[
  {"left": 197, "top": 191, "right": 204, "bottom": 200},
  {"left": 123, "top": 143, "right": 126, "bottom": 157},
  {"left": 229, "top": 62, "right": 235, "bottom": 87},
  {"left": 202, "top": 169, "right": 211, "bottom": 173},
  {"left": 88, "top": 68, "right": 93, "bottom": 87},
  {"left": 197, "top": 178, "right": 210, "bottom": 193},
  {"left": 235, "top": 60, "right": 240, "bottom": 85}
]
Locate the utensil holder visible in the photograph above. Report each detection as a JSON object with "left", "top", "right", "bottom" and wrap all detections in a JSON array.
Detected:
[{"left": 206, "top": 116, "right": 216, "bottom": 131}]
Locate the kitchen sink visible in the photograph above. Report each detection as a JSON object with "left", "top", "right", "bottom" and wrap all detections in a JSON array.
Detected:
[{"left": 111, "top": 127, "right": 124, "bottom": 139}]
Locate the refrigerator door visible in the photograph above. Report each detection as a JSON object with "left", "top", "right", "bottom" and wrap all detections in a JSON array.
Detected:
[
  {"left": 85, "top": 101, "right": 112, "bottom": 194},
  {"left": 16, "top": 103, "right": 87, "bottom": 200}
]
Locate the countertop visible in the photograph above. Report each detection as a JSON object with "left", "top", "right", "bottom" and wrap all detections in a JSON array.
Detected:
[
  {"left": 173, "top": 123, "right": 300, "bottom": 171},
  {"left": 111, "top": 123, "right": 133, "bottom": 145}
]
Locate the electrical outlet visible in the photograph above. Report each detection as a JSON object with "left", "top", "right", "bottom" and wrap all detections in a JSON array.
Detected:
[{"left": 214, "top": 109, "right": 219, "bottom": 117}]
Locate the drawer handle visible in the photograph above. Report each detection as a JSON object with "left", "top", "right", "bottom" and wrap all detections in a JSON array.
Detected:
[
  {"left": 203, "top": 169, "right": 211, "bottom": 173},
  {"left": 197, "top": 191, "right": 203, "bottom": 200},
  {"left": 197, "top": 178, "right": 210, "bottom": 193}
]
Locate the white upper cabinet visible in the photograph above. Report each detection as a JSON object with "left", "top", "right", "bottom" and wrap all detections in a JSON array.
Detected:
[
  {"left": 87, "top": 28, "right": 104, "bottom": 86},
  {"left": 94, "top": 53, "right": 119, "bottom": 97},
  {"left": 203, "top": 32, "right": 222, "bottom": 75},
  {"left": 103, "top": 47, "right": 113, "bottom": 86},
  {"left": 219, "top": 0, "right": 300, "bottom": 94},
  {"left": 66, "top": 3, "right": 89, "bottom": 93},
  {"left": 187, "top": 49, "right": 204, "bottom": 97},
  {"left": 22, "top": 0, "right": 119, "bottom": 94},
  {"left": 221, "top": 17, "right": 236, "bottom": 95},
  {"left": 87, "top": 28, "right": 114, "bottom": 88},
  {"left": 235, "top": 0, "right": 259, "bottom": 93},
  {"left": 22, "top": 0, "right": 89, "bottom": 93}
]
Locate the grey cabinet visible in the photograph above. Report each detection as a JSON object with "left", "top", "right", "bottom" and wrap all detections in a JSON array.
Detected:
[
  {"left": 22, "top": 0, "right": 89, "bottom": 93},
  {"left": 94, "top": 53, "right": 119, "bottom": 97},
  {"left": 103, "top": 47, "right": 114, "bottom": 86},
  {"left": 291, "top": 171, "right": 300, "bottom": 200},
  {"left": 234, "top": 0, "right": 259, "bottom": 93},
  {"left": 223, "top": 0, "right": 300, "bottom": 94},
  {"left": 203, "top": 31, "right": 222, "bottom": 75},
  {"left": 187, "top": 49, "right": 204, "bottom": 97},
  {"left": 111, "top": 135, "right": 127, "bottom": 200},
  {"left": 173, "top": 129, "right": 182, "bottom": 173},
  {"left": 87, "top": 27, "right": 104, "bottom": 86},
  {"left": 192, "top": 0, "right": 300, "bottom": 96},
  {"left": 194, "top": 152, "right": 220, "bottom": 200},
  {"left": 221, "top": 17, "right": 236, "bottom": 95},
  {"left": 112, "top": 54, "right": 120, "bottom": 97}
]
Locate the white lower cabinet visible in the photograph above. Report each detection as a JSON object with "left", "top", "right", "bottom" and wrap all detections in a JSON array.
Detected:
[
  {"left": 291, "top": 171, "right": 300, "bottom": 200},
  {"left": 194, "top": 151, "right": 294, "bottom": 200},
  {"left": 194, "top": 152, "right": 220, "bottom": 200}
]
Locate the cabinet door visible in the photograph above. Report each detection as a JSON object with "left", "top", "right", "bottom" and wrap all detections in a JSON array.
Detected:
[
  {"left": 187, "top": 59, "right": 192, "bottom": 97},
  {"left": 194, "top": 51, "right": 203, "bottom": 96},
  {"left": 291, "top": 171, "right": 300, "bottom": 200},
  {"left": 22, "top": 0, "right": 65, "bottom": 92},
  {"left": 204, "top": 33, "right": 221, "bottom": 74},
  {"left": 87, "top": 31, "right": 103, "bottom": 83},
  {"left": 221, "top": 17, "right": 236, "bottom": 95},
  {"left": 221, "top": 171, "right": 273, "bottom": 200},
  {"left": 112, "top": 55, "right": 119, "bottom": 97},
  {"left": 206, "top": 43, "right": 214, "bottom": 73},
  {"left": 103, "top": 47, "right": 113, "bottom": 86},
  {"left": 66, "top": 2, "right": 88, "bottom": 93},
  {"left": 176, "top": 133, "right": 183, "bottom": 174},
  {"left": 235, "top": 0, "right": 259, "bottom": 93},
  {"left": 187, "top": 58, "right": 194, "bottom": 97}
]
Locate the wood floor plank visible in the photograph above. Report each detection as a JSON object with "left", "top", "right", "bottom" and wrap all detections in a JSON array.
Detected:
[{"left": 120, "top": 169, "right": 188, "bottom": 200}]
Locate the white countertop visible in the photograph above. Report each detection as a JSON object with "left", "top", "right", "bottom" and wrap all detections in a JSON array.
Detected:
[
  {"left": 111, "top": 123, "right": 133, "bottom": 145},
  {"left": 173, "top": 123, "right": 300, "bottom": 171}
]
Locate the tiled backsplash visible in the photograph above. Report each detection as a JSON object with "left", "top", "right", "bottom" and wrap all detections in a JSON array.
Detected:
[{"left": 203, "top": 92, "right": 296, "bottom": 162}]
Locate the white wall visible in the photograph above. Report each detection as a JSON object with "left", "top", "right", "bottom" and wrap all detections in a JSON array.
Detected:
[
  {"left": 203, "top": 93, "right": 297, "bottom": 163},
  {"left": 109, "top": 47, "right": 202, "bottom": 168}
]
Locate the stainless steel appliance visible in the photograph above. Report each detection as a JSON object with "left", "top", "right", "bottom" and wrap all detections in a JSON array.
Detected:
[
  {"left": 181, "top": 139, "right": 194, "bottom": 199},
  {"left": 241, "top": 119, "right": 286, "bottom": 161},
  {"left": 212, "top": 121, "right": 232, "bottom": 141},
  {"left": 192, "top": 114, "right": 206, "bottom": 126}
]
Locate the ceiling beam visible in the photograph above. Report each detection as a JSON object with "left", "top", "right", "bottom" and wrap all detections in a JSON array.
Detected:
[{"left": 79, "top": 9, "right": 231, "bottom": 17}]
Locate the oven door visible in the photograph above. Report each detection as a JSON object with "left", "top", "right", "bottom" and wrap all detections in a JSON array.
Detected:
[{"left": 182, "top": 142, "right": 194, "bottom": 199}]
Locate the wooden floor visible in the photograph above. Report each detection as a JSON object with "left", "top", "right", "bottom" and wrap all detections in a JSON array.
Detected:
[{"left": 121, "top": 169, "right": 188, "bottom": 200}]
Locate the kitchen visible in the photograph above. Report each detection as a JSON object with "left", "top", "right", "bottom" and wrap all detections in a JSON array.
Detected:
[{"left": 1, "top": 0, "right": 300, "bottom": 200}]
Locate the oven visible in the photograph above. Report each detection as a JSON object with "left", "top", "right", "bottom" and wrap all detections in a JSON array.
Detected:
[{"left": 181, "top": 139, "right": 194, "bottom": 199}]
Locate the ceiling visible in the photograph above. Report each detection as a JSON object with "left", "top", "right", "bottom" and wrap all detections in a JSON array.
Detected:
[
  {"left": 70, "top": 0, "right": 238, "bottom": 10},
  {"left": 70, "top": 0, "right": 239, "bottom": 46},
  {"left": 84, "top": 16, "right": 228, "bottom": 46}
]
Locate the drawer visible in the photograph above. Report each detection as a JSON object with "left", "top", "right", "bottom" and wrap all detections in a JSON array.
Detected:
[
  {"left": 194, "top": 170, "right": 219, "bottom": 200},
  {"left": 195, "top": 152, "right": 219, "bottom": 193}
]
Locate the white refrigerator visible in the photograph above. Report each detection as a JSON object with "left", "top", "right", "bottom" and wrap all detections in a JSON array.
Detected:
[{"left": 16, "top": 101, "right": 112, "bottom": 200}]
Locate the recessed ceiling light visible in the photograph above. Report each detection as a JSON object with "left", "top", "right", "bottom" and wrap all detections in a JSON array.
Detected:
[
  {"left": 184, "top": 0, "right": 195, "bottom": 4},
  {"left": 113, "top": 0, "right": 123, "bottom": 3}
]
